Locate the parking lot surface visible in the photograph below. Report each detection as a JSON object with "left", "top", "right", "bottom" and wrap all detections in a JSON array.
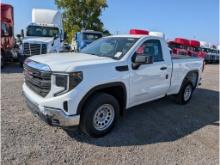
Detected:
[{"left": 1, "top": 63, "right": 219, "bottom": 165}]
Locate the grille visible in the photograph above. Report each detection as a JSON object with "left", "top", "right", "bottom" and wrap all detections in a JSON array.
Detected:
[
  {"left": 23, "top": 43, "right": 47, "bottom": 56},
  {"left": 24, "top": 64, "right": 51, "bottom": 97}
]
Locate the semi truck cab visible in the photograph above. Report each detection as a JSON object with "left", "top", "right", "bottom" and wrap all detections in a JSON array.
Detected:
[{"left": 19, "top": 9, "right": 64, "bottom": 65}]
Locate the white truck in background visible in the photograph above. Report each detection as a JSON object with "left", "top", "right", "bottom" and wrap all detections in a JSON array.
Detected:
[
  {"left": 200, "top": 41, "right": 219, "bottom": 63},
  {"left": 19, "top": 9, "right": 65, "bottom": 65},
  {"left": 23, "top": 30, "right": 204, "bottom": 137}
]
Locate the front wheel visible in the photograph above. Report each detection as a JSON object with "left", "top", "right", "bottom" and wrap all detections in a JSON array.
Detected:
[
  {"left": 80, "top": 93, "right": 119, "bottom": 137},
  {"left": 18, "top": 54, "right": 25, "bottom": 67},
  {"left": 175, "top": 81, "right": 194, "bottom": 105}
]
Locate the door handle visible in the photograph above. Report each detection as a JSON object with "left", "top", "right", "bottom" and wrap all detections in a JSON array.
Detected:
[{"left": 160, "top": 66, "right": 167, "bottom": 70}]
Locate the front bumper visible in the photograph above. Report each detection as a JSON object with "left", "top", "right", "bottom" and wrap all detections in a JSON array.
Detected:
[{"left": 24, "top": 92, "right": 80, "bottom": 127}]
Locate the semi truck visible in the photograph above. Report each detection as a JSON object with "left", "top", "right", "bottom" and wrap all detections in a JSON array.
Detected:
[
  {"left": 200, "top": 41, "right": 219, "bottom": 63},
  {"left": 71, "top": 30, "right": 103, "bottom": 52},
  {"left": 1, "top": 3, "right": 17, "bottom": 67},
  {"left": 23, "top": 29, "right": 204, "bottom": 137},
  {"left": 19, "top": 9, "right": 65, "bottom": 66}
]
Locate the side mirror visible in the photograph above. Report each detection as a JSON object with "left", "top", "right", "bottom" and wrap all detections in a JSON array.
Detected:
[
  {"left": 60, "top": 32, "right": 67, "bottom": 43},
  {"left": 134, "top": 54, "right": 153, "bottom": 64},
  {"left": 132, "top": 54, "right": 153, "bottom": 69},
  {"left": 21, "top": 29, "right": 24, "bottom": 38},
  {"left": 64, "top": 32, "right": 67, "bottom": 40},
  {"left": 54, "top": 34, "right": 59, "bottom": 40}
]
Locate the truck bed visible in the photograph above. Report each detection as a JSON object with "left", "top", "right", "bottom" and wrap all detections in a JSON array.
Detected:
[
  {"left": 168, "top": 54, "right": 203, "bottom": 95},
  {"left": 171, "top": 55, "right": 198, "bottom": 60}
]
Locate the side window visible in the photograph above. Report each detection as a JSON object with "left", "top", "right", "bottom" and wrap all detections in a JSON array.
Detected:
[
  {"left": 1, "top": 23, "right": 8, "bottom": 36},
  {"left": 136, "top": 39, "right": 163, "bottom": 62}
]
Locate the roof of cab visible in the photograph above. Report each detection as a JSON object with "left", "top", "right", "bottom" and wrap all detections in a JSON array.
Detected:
[{"left": 105, "top": 34, "right": 163, "bottom": 39}]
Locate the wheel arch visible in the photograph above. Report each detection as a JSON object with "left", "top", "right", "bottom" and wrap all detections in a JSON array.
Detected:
[
  {"left": 179, "top": 70, "right": 199, "bottom": 92},
  {"left": 76, "top": 82, "right": 127, "bottom": 116}
]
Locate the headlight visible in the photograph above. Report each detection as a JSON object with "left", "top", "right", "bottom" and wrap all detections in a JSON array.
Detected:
[{"left": 53, "top": 71, "right": 83, "bottom": 96}]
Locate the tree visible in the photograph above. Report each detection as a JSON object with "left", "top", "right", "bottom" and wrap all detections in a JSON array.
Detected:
[
  {"left": 103, "top": 29, "right": 111, "bottom": 36},
  {"left": 55, "top": 0, "right": 108, "bottom": 42}
]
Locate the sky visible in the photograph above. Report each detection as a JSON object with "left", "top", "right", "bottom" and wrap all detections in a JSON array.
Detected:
[{"left": 2, "top": 0, "right": 219, "bottom": 44}]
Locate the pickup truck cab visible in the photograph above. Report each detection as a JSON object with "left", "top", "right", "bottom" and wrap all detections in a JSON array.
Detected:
[{"left": 23, "top": 33, "right": 204, "bottom": 137}]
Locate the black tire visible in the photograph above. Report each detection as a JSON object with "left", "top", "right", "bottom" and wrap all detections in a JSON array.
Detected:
[
  {"left": 20, "top": 61, "right": 23, "bottom": 68},
  {"left": 175, "top": 80, "right": 194, "bottom": 105},
  {"left": 79, "top": 93, "right": 120, "bottom": 137},
  {"left": 1, "top": 54, "right": 5, "bottom": 68}
]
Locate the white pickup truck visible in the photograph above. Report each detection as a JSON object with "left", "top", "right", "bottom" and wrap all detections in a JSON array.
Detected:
[{"left": 23, "top": 34, "right": 204, "bottom": 137}]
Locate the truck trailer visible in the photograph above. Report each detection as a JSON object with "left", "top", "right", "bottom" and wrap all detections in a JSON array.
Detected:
[{"left": 1, "top": 3, "right": 16, "bottom": 67}]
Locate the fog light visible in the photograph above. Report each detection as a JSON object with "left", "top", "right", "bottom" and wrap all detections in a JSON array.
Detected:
[{"left": 51, "top": 119, "right": 60, "bottom": 126}]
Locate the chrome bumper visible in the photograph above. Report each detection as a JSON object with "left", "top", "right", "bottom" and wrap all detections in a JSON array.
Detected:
[{"left": 24, "top": 94, "right": 80, "bottom": 127}]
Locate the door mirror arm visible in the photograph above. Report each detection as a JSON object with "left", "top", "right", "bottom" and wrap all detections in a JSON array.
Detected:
[{"left": 132, "top": 63, "right": 141, "bottom": 70}]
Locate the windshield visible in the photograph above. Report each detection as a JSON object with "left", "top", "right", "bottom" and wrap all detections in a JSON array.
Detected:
[
  {"left": 80, "top": 37, "right": 139, "bottom": 59},
  {"left": 83, "top": 32, "right": 102, "bottom": 41},
  {"left": 202, "top": 48, "right": 219, "bottom": 54},
  {"left": 201, "top": 48, "right": 209, "bottom": 53},
  {"left": 190, "top": 47, "right": 201, "bottom": 52},
  {"left": 211, "top": 49, "right": 219, "bottom": 54},
  {"left": 26, "top": 25, "right": 59, "bottom": 37}
]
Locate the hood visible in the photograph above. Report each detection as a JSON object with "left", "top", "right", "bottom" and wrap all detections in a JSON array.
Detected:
[
  {"left": 29, "top": 53, "right": 116, "bottom": 72},
  {"left": 22, "top": 36, "right": 54, "bottom": 44}
]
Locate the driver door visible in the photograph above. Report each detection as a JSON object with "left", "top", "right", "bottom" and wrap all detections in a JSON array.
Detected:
[{"left": 129, "top": 39, "right": 170, "bottom": 107}]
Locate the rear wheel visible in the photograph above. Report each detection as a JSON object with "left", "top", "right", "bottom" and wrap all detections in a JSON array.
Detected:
[
  {"left": 80, "top": 93, "right": 119, "bottom": 137},
  {"left": 175, "top": 81, "right": 194, "bottom": 105}
]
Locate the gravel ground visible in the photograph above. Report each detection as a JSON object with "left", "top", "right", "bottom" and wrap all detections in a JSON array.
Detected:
[{"left": 1, "top": 63, "right": 219, "bottom": 165}]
